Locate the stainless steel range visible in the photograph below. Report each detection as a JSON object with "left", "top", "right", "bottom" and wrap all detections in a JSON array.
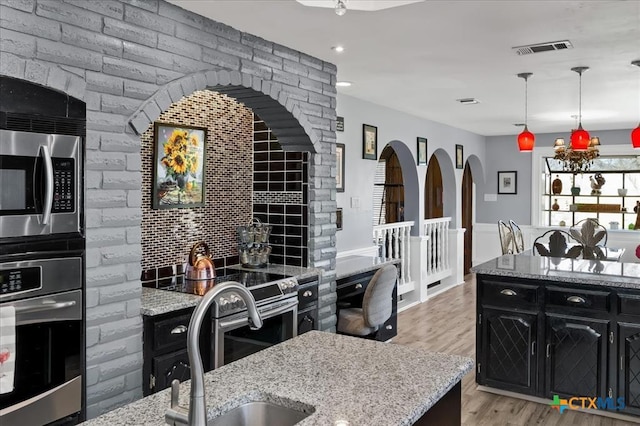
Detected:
[{"left": 151, "top": 269, "right": 299, "bottom": 368}]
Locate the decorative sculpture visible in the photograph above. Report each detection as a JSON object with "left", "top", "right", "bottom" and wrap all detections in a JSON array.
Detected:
[{"left": 590, "top": 172, "right": 605, "bottom": 195}]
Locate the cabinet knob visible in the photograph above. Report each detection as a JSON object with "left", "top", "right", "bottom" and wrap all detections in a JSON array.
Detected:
[
  {"left": 385, "top": 324, "right": 393, "bottom": 330},
  {"left": 566, "top": 295, "right": 586, "bottom": 304},
  {"left": 171, "top": 325, "right": 188, "bottom": 334},
  {"left": 302, "top": 290, "right": 313, "bottom": 298},
  {"left": 355, "top": 283, "right": 363, "bottom": 289},
  {"left": 500, "top": 289, "right": 517, "bottom": 297}
]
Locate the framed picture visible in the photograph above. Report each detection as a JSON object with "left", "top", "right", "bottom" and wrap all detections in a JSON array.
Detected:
[
  {"left": 498, "top": 171, "right": 517, "bottom": 194},
  {"left": 336, "top": 143, "right": 345, "bottom": 192},
  {"left": 417, "top": 137, "right": 427, "bottom": 165},
  {"left": 362, "top": 124, "right": 377, "bottom": 160},
  {"left": 455, "top": 144, "right": 464, "bottom": 169},
  {"left": 336, "top": 208, "right": 343, "bottom": 231},
  {"left": 152, "top": 122, "right": 206, "bottom": 209}
]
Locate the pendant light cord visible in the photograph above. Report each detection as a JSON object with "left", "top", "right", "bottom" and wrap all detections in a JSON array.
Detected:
[
  {"left": 578, "top": 71, "right": 582, "bottom": 125},
  {"left": 524, "top": 77, "right": 528, "bottom": 127}
]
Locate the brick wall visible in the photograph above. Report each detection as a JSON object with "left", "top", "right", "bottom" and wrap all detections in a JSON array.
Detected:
[{"left": 0, "top": 0, "right": 337, "bottom": 418}]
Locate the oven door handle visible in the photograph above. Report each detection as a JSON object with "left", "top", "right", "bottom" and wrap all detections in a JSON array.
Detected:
[
  {"left": 259, "top": 299, "right": 298, "bottom": 319},
  {"left": 217, "top": 300, "right": 298, "bottom": 331},
  {"left": 15, "top": 300, "right": 76, "bottom": 314},
  {"left": 40, "top": 145, "right": 54, "bottom": 225}
]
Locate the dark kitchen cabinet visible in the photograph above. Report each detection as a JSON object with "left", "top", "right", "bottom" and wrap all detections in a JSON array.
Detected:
[
  {"left": 297, "top": 276, "right": 319, "bottom": 335},
  {"left": 479, "top": 308, "right": 538, "bottom": 395},
  {"left": 545, "top": 314, "right": 609, "bottom": 399},
  {"left": 618, "top": 323, "right": 640, "bottom": 416},
  {"left": 143, "top": 308, "right": 211, "bottom": 396}
]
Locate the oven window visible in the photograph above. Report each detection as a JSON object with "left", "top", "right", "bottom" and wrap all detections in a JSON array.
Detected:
[
  {"left": 0, "top": 169, "right": 26, "bottom": 210},
  {"left": 0, "top": 320, "right": 81, "bottom": 409},
  {"left": 223, "top": 313, "right": 294, "bottom": 365}
]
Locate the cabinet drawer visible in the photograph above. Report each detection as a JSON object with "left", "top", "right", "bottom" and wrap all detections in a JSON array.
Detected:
[
  {"left": 481, "top": 280, "right": 539, "bottom": 308},
  {"left": 618, "top": 292, "right": 640, "bottom": 318},
  {"left": 297, "top": 282, "right": 318, "bottom": 310},
  {"left": 337, "top": 271, "right": 374, "bottom": 300},
  {"left": 297, "top": 306, "right": 317, "bottom": 335},
  {"left": 546, "top": 286, "right": 610, "bottom": 312},
  {"left": 152, "top": 312, "right": 192, "bottom": 352}
]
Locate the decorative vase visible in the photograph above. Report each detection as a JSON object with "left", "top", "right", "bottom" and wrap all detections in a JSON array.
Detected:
[
  {"left": 176, "top": 174, "right": 188, "bottom": 190},
  {"left": 552, "top": 175, "right": 562, "bottom": 195},
  {"left": 634, "top": 201, "right": 640, "bottom": 214},
  {"left": 552, "top": 199, "right": 559, "bottom": 211},
  {"left": 570, "top": 186, "right": 581, "bottom": 196}
]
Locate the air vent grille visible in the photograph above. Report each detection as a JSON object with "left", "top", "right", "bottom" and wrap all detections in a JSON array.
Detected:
[
  {"left": 0, "top": 112, "right": 85, "bottom": 136},
  {"left": 513, "top": 40, "right": 573, "bottom": 55}
]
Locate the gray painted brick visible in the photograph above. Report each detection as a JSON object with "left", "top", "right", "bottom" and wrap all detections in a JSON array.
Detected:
[
  {"left": 62, "top": 0, "right": 123, "bottom": 19},
  {"left": 273, "top": 44, "right": 299, "bottom": 62},
  {"left": 85, "top": 210, "right": 102, "bottom": 229},
  {"left": 86, "top": 248, "right": 101, "bottom": 268},
  {"left": 67, "top": 75, "right": 87, "bottom": 103},
  {"left": 126, "top": 226, "right": 141, "bottom": 245},
  {"left": 322, "top": 83, "right": 337, "bottom": 96},
  {"left": 103, "top": 171, "right": 141, "bottom": 190},
  {"left": 0, "top": 6, "right": 61, "bottom": 40},
  {"left": 280, "top": 85, "right": 308, "bottom": 102},
  {"left": 103, "top": 17, "right": 157, "bottom": 49},
  {"left": 86, "top": 152, "right": 126, "bottom": 171},
  {"left": 124, "top": 3, "right": 174, "bottom": 35},
  {"left": 202, "top": 47, "right": 240, "bottom": 70},
  {"left": 86, "top": 288, "right": 100, "bottom": 309},
  {"left": 125, "top": 265, "right": 140, "bottom": 283},
  {"left": 203, "top": 19, "right": 240, "bottom": 42},
  {"left": 62, "top": 24, "right": 122, "bottom": 56},
  {"left": 99, "top": 281, "right": 141, "bottom": 304},
  {"left": 126, "top": 298, "right": 141, "bottom": 318},
  {"left": 156, "top": 67, "right": 182, "bottom": 85},
  {"left": 126, "top": 153, "right": 141, "bottom": 172},
  {"left": 2, "top": 0, "right": 35, "bottom": 13},
  {"left": 86, "top": 336, "right": 127, "bottom": 365},
  {"left": 123, "top": 40, "right": 174, "bottom": 69},
  {"left": 86, "top": 226, "right": 126, "bottom": 247},
  {"left": 86, "top": 264, "right": 127, "bottom": 288},
  {"left": 101, "top": 207, "right": 142, "bottom": 227},
  {"left": 158, "top": 1, "right": 203, "bottom": 29},
  {"left": 129, "top": 112, "right": 152, "bottom": 135},
  {"left": 171, "top": 54, "right": 207, "bottom": 74},
  {"left": 193, "top": 73, "right": 207, "bottom": 90},
  {"left": 127, "top": 190, "right": 141, "bottom": 208},
  {"left": 86, "top": 131, "right": 100, "bottom": 150},
  {"left": 323, "top": 60, "right": 338, "bottom": 74},
  {"left": 124, "top": 79, "right": 158, "bottom": 100},
  {"left": 124, "top": 334, "right": 143, "bottom": 355},
  {"left": 241, "top": 59, "right": 272, "bottom": 81},
  {"left": 283, "top": 58, "right": 309, "bottom": 77},
  {"left": 309, "top": 92, "right": 332, "bottom": 108},
  {"left": 99, "top": 352, "right": 142, "bottom": 382},
  {"left": 142, "top": 100, "right": 162, "bottom": 123},
  {"left": 253, "top": 48, "right": 282, "bottom": 69},
  {"left": 86, "top": 365, "right": 100, "bottom": 388},
  {"left": 86, "top": 302, "right": 126, "bottom": 327},
  {"left": 298, "top": 101, "right": 323, "bottom": 118},
  {"left": 180, "top": 77, "right": 197, "bottom": 97},
  {"left": 124, "top": 371, "right": 143, "bottom": 392},
  {"left": 218, "top": 37, "right": 252, "bottom": 60},
  {"left": 158, "top": 33, "right": 202, "bottom": 59},
  {"left": 100, "top": 132, "right": 140, "bottom": 153},
  {"left": 24, "top": 60, "right": 49, "bottom": 85},
  {"left": 86, "top": 71, "right": 124, "bottom": 96},
  {"left": 175, "top": 23, "right": 217, "bottom": 49},
  {"left": 101, "top": 94, "right": 141, "bottom": 116},
  {"left": 308, "top": 67, "right": 332, "bottom": 84},
  {"left": 0, "top": 28, "right": 36, "bottom": 56},
  {"left": 86, "top": 111, "right": 126, "bottom": 132},
  {"left": 86, "top": 326, "right": 100, "bottom": 348},
  {"left": 323, "top": 106, "right": 337, "bottom": 120},
  {"left": 126, "top": 0, "right": 158, "bottom": 13},
  {"left": 204, "top": 70, "right": 218, "bottom": 87},
  {"left": 36, "top": 0, "right": 102, "bottom": 32},
  {"left": 299, "top": 76, "right": 324, "bottom": 94},
  {"left": 45, "top": 66, "right": 67, "bottom": 92},
  {"left": 0, "top": 51, "right": 25, "bottom": 78},
  {"left": 300, "top": 53, "right": 323, "bottom": 70},
  {"left": 307, "top": 115, "right": 331, "bottom": 130},
  {"left": 86, "top": 375, "right": 126, "bottom": 406},
  {"left": 154, "top": 89, "right": 172, "bottom": 111},
  {"left": 103, "top": 56, "right": 158, "bottom": 84},
  {"left": 86, "top": 170, "right": 102, "bottom": 189},
  {"left": 241, "top": 33, "right": 272, "bottom": 53},
  {"left": 58, "top": 64, "right": 84, "bottom": 78}
]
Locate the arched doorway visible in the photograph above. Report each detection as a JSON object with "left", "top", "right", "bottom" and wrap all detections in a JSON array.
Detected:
[
  {"left": 462, "top": 162, "right": 474, "bottom": 274},
  {"left": 374, "top": 146, "right": 405, "bottom": 225},
  {"left": 425, "top": 155, "right": 443, "bottom": 219}
]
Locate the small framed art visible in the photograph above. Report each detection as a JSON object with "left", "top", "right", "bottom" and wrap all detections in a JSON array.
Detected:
[
  {"left": 498, "top": 171, "right": 517, "bottom": 194},
  {"left": 362, "top": 124, "right": 377, "bottom": 160},
  {"left": 455, "top": 144, "right": 464, "bottom": 169},
  {"left": 417, "top": 137, "right": 427, "bottom": 165},
  {"left": 336, "top": 143, "right": 345, "bottom": 192}
]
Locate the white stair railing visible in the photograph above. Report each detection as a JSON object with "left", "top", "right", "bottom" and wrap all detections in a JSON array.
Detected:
[
  {"left": 423, "top": 217, "right": 451, "bottom": 282},
  {"left": 373, "top": 221, "right": 414, "bottom": 291}
]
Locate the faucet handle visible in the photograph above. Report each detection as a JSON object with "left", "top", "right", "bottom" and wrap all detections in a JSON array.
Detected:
[{"left": 170, "top": 379, "right": 181, "bottom": 409}]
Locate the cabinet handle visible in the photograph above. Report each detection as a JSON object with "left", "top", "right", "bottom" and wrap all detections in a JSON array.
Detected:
[
  {"left": 355, "top": 283, "right": 363, "bottom": 289},
  {"left": 171, "top": 325, "right": 188, "bottom": 334},
  {"left": 386, "top": 324, "right": 393, "bottom": 330},
  {"left": 302, "top": 290, "right": 313, "bottom": 298},
  {"left": 500, "top": 289, "right": 517, "bottom": 296},
  {"left": 566, "top": 296, "right": 586, "bottom": 304},
  {"left": 531, "top": 341, "right": 536, "bottom": 356},
  {"left": 546, "top": 343, "right": 551, "bottom": 358}
]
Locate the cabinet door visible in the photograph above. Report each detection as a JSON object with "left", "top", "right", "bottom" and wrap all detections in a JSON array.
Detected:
[
  {"left": 545, "top": 314, "right": 608, "bottom": 399},
  {"left": 480, "top": 308, "right": 537, "bottom": 395},
  {"left": 297, "top": 308, "right": 317, "bottom": 335},
  {"left": 152, "top": 349, "right": 190, "bottom": 393},
  {"left": 619, "top": 323, "right": 640, "bottom": 416}
]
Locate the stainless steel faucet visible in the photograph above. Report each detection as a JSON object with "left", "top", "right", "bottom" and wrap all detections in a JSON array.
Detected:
[{"left": 165, "top": 282, "right": 263, "bottom": 426}]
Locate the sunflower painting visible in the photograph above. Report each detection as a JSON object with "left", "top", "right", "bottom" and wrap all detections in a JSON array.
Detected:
[{"left": 152, "top": 122, "right": 206, "bottom": 209}]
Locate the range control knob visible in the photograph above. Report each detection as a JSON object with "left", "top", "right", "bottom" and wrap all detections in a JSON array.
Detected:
[{"left": 218, "top": 296, "right": 230, "bottom": 311}]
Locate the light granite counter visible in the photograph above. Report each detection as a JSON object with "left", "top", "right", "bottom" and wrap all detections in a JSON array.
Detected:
[
  {"left": 336, "top": 255, "right": 400, "bottom": 280},
  {"left": 472, "top": 254, "right": 640, "bottom": 290},
  {"left": 83, "top": 330, "right": 473, "bottom": 426}
]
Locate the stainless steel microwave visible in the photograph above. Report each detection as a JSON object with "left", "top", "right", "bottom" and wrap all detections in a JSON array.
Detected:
[{"left": 0, "top": 129, "right": 81, "bottom": 239}]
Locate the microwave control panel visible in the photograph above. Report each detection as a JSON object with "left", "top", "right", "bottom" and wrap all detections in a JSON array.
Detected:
[
  {"left": 52, "top": 158, "right": 75, "bottom": 213},
  {"left": 0, "top": 266, "right": 41, "bottom": 295}
]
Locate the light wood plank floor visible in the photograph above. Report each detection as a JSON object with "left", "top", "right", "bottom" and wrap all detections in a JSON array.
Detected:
[{"left": 393, "top": 274, "right": 639, "bottom": 425}]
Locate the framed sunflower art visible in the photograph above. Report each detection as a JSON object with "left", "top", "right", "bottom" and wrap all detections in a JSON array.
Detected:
[{"left": 152, "top": 122, "right": 206, "bottom": 209}]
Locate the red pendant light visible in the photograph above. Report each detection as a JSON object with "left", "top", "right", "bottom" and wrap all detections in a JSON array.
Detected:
[
  {"left": 570, "top": 67, "right": 590, "bottom": 151},
  {"left": 516, "top": 72, "right": 535, "bottom": 152},
  {"left": 632, "top": 61, "right": 640, "bottom": 148}
]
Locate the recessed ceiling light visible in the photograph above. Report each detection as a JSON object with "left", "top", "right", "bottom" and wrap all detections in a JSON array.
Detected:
[
  {"left": 513, "top": 123, "right": 525, "bottom": 127},
  {"left": 336, "top": 81, "right": 352, "bottom": 87},
  {"left": 332, "top": 46, "right": 345, "bottom": 53},
  {"left": 456, "top": 98, "right": 480, "bottom": 105}
]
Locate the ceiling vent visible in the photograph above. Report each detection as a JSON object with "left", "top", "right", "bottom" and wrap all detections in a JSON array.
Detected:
[
  {"left": 512, "top": 40, "right": 573, "bottom": 55},
  {"left": 457, "top": 98, "right": 479, "bottom": 105}
]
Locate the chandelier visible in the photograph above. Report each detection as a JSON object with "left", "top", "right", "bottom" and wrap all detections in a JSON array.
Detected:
[{"left": 552, "top": 66, "right": 600, "bottom": 174}]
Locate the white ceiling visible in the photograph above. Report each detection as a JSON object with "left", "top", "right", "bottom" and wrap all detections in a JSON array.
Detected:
[{"left": 167, "top": 0, "right": 640, "bottom": 137}]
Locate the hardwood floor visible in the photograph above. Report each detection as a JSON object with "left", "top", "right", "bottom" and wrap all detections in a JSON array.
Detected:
[{"left": 393, "top": 275, "right": 639, "bottom": 426}]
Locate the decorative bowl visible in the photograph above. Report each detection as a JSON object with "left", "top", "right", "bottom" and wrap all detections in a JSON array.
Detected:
[{"left": 617, "top": 188, "right": 628, "bottom": 196}]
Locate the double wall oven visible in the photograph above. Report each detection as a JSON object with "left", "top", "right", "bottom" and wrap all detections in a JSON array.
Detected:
[{"left": 1, "top": 76, "right": 86, "bottom": 425}]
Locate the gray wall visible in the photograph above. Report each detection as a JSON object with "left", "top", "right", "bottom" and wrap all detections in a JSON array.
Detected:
[{"left": 0, "top": 0, "right": 336, "bottom": 418}]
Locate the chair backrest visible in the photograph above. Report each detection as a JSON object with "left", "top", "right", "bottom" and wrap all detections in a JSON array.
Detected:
[
  {"left": 498, "top": 220, "right": 514, "bottom": 255},
  {"left": 570, "top": 218, "right": 608, "bottom": 247},
  {"left": 509, "top": 220, "right": 525, "bottom": 254},
  {"left": 533, "top": 229, "right": 581, "bottom": 258},
  {"left": 362, "top": 264, "right": 397, "bottom": 328}
]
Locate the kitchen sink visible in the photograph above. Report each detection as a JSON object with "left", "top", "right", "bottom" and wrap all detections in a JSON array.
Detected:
[{"left": 208, "top": 400, "right": 314, "bottom": 426}]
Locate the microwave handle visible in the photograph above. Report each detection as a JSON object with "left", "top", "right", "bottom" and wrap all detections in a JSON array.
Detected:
[{"left": 40, "top": 145, "right": 54, "bottom": 225}]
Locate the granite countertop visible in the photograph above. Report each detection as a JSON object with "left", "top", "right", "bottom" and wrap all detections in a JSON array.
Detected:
[
  {"left": 82, "top": 331, "right": 473, "bottom": 426},
  {"left": 472, "top": 254, "right": 640, "bottom": 290},
  {"left": 336, "top": 255, "right": 401, "bottom": 280}
]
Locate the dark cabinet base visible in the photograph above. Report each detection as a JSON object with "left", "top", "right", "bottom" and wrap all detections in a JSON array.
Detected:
[{"left": 413, "top": 382, "right": 461, "bottom": 426}]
